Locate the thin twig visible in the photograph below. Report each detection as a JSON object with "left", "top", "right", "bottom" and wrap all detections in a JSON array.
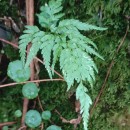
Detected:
[
  {"left": 0, "top": 121, "right": 16, "bottom": 127},
  {"left": 40, "top": 123, "right": 44, "bottom": 130},
  {"left": 0, "top": 18, "right": 10, "bottom": 21},
  {"left": 21, "top": 1, "right": 35, "bottom": 129},
  {"left": 55, "top": 109, "right": 69, "bottom": 123},
  {"left": 21, "top": 97, "right": 29, "bottom": 128},
  {"left": 18, "top": 125, "right": 27, "bottom": 130},
  {"left": 37, "top": 96, "right": 44, "bottom": 111},
  {"left": 0, "top": 76, "right": 7, "bottom": 85},
  {"left": 90, "top": 23, "right": 129, "bottom": 117},
  {"left": 0, "top": 78, "right": 64, "bottom": 88}
]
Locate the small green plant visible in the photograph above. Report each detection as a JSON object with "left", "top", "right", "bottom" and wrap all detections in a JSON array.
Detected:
[
  {"left": 46, "top": 125, "right": 62, "bottom": 130},
  {"left": 42, "top": 110, "right": 51, "bottom": 120},
  {"left": 25, "top": 110, "right": 42, "bottom": 128},
  {"left": 7, "top": 0, "right": 106, "bottom": 129},
  {"left": 7, "top": 60, "right": 30, "bottom": 82},
  {"left": 22, "top": 83, "right": 39, "bottom": 99},
  {"left": 14, "top": 110, "right": 22, "bottom": 118},
  {"left": 2, "top": 126, "right": 8, "bottom": 130}
]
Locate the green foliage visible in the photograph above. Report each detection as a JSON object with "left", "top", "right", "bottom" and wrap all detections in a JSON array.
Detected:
[
  {"left": 2, "top": 126, "right": 8, "bottom": 130},
  {"left": 18, "top": 0, "right": 106, "bottom": 129},
  {"left": 42, "top": 110, "right": 51, "bottom": 120},
  {"left": 25, "top": 110, "right": 42, "bottom": 128},
  {"left": 46, "top": 125, "right": 62, "bottom": 130},
  {"left": 22, "top": 83, "right": 39, "bottom": 99},
  {"left": 0, "top": 0, "right": 129, "bottom": 130},
  {"left": 7, "top": 60, "right": 30, "bottom": 82},
  {"left": 19, "top": 26, "right": 39, "bottom": 65},
  {"left": 0, "top": 0, "right": 19, "bottom": 20},
  {"left": 88, "top": 35, "right": 130, "bottom": 130},
  {"left": 37, "top": 0, "right": 64, "bottom": 28},
  {"left": 14, "top": 110, "right": 22, "bottom": 118},
  {"left": 76, "top": 82, "right": 92, "bottom": 130},
  {"left": 0, "top": 0, "right": 130, "bottom": 130}
]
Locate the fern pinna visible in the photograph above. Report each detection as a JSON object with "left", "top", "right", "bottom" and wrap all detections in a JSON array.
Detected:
[{"left": 19, "top": 0, "right": 106, "bottom": 129}]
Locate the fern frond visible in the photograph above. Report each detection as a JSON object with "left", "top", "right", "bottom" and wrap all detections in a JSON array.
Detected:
[
  {"left": 49, "top": 0, "right": 63, "bottom": 14},
  {"left": 40, "top": 34, "right": 55, "bottom": 78},
  {"left": 76, "top": 82, "right": 92, "bottom": 130},
  {"left": 18, "top": 2, "right": 106, "bottom": 130},
  {"left": 19, "top": 26, "right": 40, "bottom": 65},
  {"left": 25, "top": 31, "right": 45, "bottom": 68},
  {"left": 19, "top": 35, "right": 32, "bottom": 65},
  {"left": 74, "top": 38, "right": 103, "bottom": 60},
  {"left": 23, "top": 26, "right": 39, "bottom": 34},
  {"left": 85, "top": 37, "right": 98, "bottom": 49},
  {"left": 37, "top": 0, "right": 64, "bottom": 29},
  {"left": 25, "top": 38, "right": 42, "bottom": 68},
  {"left": 84, "top": 45, "right": 104, "bottom": 60},
  {"left": 60, "top": 47, "right": 97, "bottom": 89},
  {"left": 58, "top": 19, "right": 107, "bottom": 31},
  {"left": 52, "top": 43, "right": 61, "bottom": 71},
  {"left": 57, "top": 24, "right": 103, "bottom": 60}
]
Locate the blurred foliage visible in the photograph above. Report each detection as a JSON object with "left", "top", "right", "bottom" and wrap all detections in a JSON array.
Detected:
[
  {"left": 0, "top": 0, "right": 18, "bottom": 18},
  {"left": 0, "top": 0, "right": 130, "bottom": 130}
]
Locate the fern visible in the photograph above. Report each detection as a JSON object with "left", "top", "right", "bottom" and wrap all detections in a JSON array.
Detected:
[
  {"left": 58, "top": 19, "right": 107, "bottom": 31},
  {"left": 76, "top": 82, "right": 92, "bottom": 130},
  {"left": 52, "top": 36, "right": 62, "bottom": 72},
  {"left": 60, "top": 47, "right": 97, "bottom": 89},
  {"left": 19, "top": 26, "right": 40, "bottom": 65},
  {"left": 25, "top": 32, "right": 44, "bottom": 68},
  {"left": 37, "top": 0, "right": 64, "bottom": 29},
  {"left": 19, "top": 34, "right": 32, "bottom": 65},
  {"left": 18, "top": 0, "right": 106, "bottom": 129},
  {"left": 40, "top": 34, "right": 55, "bottom": 78}
]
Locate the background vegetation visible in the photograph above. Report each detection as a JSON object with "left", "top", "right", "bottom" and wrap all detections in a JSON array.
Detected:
[{"left": 0, "top": 0, "right": 130, "bottom": 130}]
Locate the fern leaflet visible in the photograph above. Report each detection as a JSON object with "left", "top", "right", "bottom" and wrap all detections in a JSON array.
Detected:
[
  {"left": 58, "top": 19, "right": 107, "bottom": 31},
  {"left": 37, "top": 0, "right": 64, "bottom": 29},
  {"left": 19, "top": 26, "right": 40, "bottom": 66},
  {"left": 40, "top": 34, "right": 55, "bottom": 78},
  {"left": 76, "top": 82, "right": 92, "bottom": 130}
]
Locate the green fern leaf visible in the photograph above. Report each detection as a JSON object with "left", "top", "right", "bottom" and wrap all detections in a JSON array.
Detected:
[
  {"left": 33, "top": 31, "right": 45, "bottom": 37},
  {"left": 23, "top": 26, "right": 39, "bottom": 34},
  {"left": 76, "top": 82, "right": 92, "bottom": 130},
  {"left": 40, "top": 34, "right": 55, "bottom": 78},
  {"left": 84, "top": 45, "right": 104, "bottom": 60},
  {"left": 48, "top": 0, "right": 63, "bottom": 16},
  {"left": 19, "top": 26, "right": 40, "bottom": 65},
  {"left": 52, "top": 42, "right": 62, "bottom": 72},
  {"left": 25, "top": 38, "right": 42, "bottom": 68},
  {"left": 37, "top": 0, "right": 64, "bottom": 29},
  {"left": 85, "top": 37, "right": 98, "bottom": 49},
  {"left": 25, "top": 31, "right": 45, "bottom": 68},
  {"left": 58, "top": 19, "right": 107, "bottom": 31},
  {"left": 75, "top": 39, "right": 103, "bottom": 60},
  {"left": 19, "top": 35, "right": 32, "bottom": 65},
  {"left": 60, "top": 46, "right": 97, "bottom": 89},
  {"left": 19, "top": 33, "right": 31, "bottom": 39}
]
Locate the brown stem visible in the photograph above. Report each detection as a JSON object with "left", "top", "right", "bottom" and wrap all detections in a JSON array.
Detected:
[
  {"left": 0, "top": 38, "right": 18, "bottom": 48},
  {"left": 37, "top": 96, "right": 44, "bottom": 111},
  {"left": 0, "top": 121, "right": 16, "bottom": 127},
  {"left": 0, "top": 78, "right": 64, "bottom": 88},
  {"left": 90, "top": 23, "right": 129, "bottom": 117},
  {"left": 18, "top": 126, "right": 27, "bottom": 130},
  {"left": 21, "top": 0, "right": 34, "bottom": 129},
  {"left": 21, "top": 98, "right": 29, "bottom": 127}
]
